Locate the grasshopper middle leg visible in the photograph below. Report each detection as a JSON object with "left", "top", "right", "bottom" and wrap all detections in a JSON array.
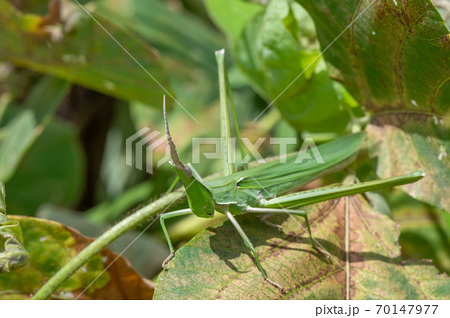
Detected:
[{"left": 226, "top": 211, "right": 284, "bottom": 291}]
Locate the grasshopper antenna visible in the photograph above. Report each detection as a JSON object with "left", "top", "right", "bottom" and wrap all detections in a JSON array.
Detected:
[{"left": 163, "top": 95, "right": 192, "bottom": 177}]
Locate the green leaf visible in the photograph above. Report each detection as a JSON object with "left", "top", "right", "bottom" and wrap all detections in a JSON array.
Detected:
[
  {"left": 0, "top": 0, "right": 172, "bottom": 107},
  {"left": 295, "top": 0, "right": 450, "bottom": 211},
  {"left": 203, "top": 0, "right": 263, "bottom": 42},
  {"left": 97, "top": 0, "right": 225, "bottom": 75},
  {"left": 95, "top": 0, "right": 226, "bottom": 108},
  {"left": 0, "top": 111, "right": 35, "bottom": 182},
  {"left": 154, "top": 195, "right": 450, "bottom": 299},
  {"left": 213, "top": 0, "right": 352, "bottom": 133},
  {"left": 0, "top": 76, "right": 69, "bottom": 182},
  {"left": 0, "top": 216, "right": 154, "bottom": 299},
  {"left": 5, "top": 119, "right": 85, "bottom": 215}
]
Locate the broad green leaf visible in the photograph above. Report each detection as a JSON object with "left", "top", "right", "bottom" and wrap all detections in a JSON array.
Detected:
[
  {"left": 0, "top": 76, "right": 69, "bottom": 182},
  {"left": 0, "top": 0, "right": 172, "bottom": 108},
  {"left": 211, "top": 0, "right": 353, "bottom": 133},
  {"left": 0, "top": 111, "right": 35, "bottom": 182},
  {"left": 296, "top": 0, "right": 450, "bottom": 211},
  {"left": 203, "top": 0, "right": 263, "bottom": 42},
  {"left": 96, "top": 0, "right": 224, "bottom": 75},
  {"left": 5, "top": 119, "right": 85, "bottom": 215},
  {"left": 154, "top": 195, "right": 450, "bottom": 299},
  {"left": 0, "top": 216, "right": 154, "bottom": 299},
  {"left": 95, "top": 0, "right": 225, "bottom": 108}
]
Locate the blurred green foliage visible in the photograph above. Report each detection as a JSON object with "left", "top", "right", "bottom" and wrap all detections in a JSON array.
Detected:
[{"left": 0, "top": 0, "right": 448, "bottom": 299}]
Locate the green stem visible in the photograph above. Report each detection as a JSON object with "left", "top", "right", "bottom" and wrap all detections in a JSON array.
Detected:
[
  {"left": 32, "top": 191, "right": 185, "bottom": 300},
  {"left": 215, "top": 49, "right": 234, "bottom": 176},
  {"left": 224, "top": 65, "right": 248, "bottom": 170}
]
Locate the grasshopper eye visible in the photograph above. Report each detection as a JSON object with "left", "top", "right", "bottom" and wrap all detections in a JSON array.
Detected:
[{"left": 204, "top": 206, "right": 214, "bottom": 216}]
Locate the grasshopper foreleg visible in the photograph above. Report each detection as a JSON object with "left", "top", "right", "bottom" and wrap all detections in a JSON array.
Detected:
[{"left": 160, "top": 209, "right": 193, "bottom": 269}]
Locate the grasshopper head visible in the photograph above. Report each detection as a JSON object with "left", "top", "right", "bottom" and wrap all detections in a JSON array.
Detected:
[
  {"left": 169, "top": 163, "right": 215, "bottom": 218},
  {"left": 164, "top": 97, "right": 215, "bottom": 218}
]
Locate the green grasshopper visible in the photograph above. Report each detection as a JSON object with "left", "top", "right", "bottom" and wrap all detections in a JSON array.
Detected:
[{"left": 159, "top": 50, "right": 424, "bottom": 290}]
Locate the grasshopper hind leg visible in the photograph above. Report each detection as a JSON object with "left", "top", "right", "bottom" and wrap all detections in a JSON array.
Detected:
[
  {"left": 260, "top": 213, "right": 283, "bottom": 232},
  {"left": 245, "top": 207, "right": 315, "bottom": 248}
]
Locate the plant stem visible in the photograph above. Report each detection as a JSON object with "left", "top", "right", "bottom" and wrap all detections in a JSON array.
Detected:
[
  {"left": 32, "top": 191, "right": 185, "bottom": 300},
  {"left": 215, "top": 49, "right": 234, "bottom": 176}
]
